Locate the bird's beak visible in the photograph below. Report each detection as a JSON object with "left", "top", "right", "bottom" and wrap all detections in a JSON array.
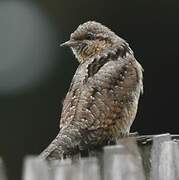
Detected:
[{"left": 60, "top": 40, "right": 78, "bottom": 47}]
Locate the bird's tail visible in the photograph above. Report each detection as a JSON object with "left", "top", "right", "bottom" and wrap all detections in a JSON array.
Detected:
[{"left": 39, "top": 126, "right": 81, "bottom": 160}]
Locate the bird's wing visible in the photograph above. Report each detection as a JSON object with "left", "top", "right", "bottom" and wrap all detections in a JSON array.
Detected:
[
  {"left": 80, "top": 56, "right": 142, "bottom": 136},
  {"left": 59, "top": 61, "right": 89, "bottom": 129},
  {"left": 82, "top": 57, "right": 143, "bottom": 146}
]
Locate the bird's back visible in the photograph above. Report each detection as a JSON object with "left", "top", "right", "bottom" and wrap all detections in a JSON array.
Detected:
[{"left": 60, "top": 49, "right": 143, "bottom": 149}]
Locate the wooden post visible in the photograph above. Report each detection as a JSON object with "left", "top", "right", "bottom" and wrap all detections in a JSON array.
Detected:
[
  {"left": 150, "top": 133, "right": 171, "bottom": 180},
  {"left": 0, "top": 158, "right": 7, "bottom": 180},
  {"left": 103, "top": 137, "right": 145, "bottom": 180},
  {"left": 158, "top": 141, "right": 179, "bottom": 180},
  {"left": 53, "top": 159, "right": 72, "bottom": 180},
  {"left": 22, "top": 156, "right": 51, "bottom": 180}
]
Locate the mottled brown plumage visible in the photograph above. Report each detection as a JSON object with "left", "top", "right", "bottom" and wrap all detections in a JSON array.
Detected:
[{"left": 40, "top": 21, "right": 143, "bottom": 160}]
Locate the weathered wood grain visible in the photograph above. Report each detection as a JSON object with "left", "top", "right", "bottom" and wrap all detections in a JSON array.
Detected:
[
  {"left": 103, "top": 137, "right": 145, "bottom": 180},
  {"left": 1, "top": 134, "right": 179, "bottom": 180}
]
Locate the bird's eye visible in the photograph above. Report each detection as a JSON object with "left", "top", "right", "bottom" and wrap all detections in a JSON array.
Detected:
[{"left": 85, "top": 32, "right": 95, "bottom": 40}]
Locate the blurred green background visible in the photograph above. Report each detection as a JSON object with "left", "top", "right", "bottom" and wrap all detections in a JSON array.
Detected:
[{"left": 0, "top": 0, "right": 179, "bottom": 180}]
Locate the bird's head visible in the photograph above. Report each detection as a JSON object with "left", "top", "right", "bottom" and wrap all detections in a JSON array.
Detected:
[{"left": 61, "top": 21, "right": 121, "bottom": 63}]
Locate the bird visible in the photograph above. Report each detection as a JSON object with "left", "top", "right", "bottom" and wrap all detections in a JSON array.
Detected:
[{"left": 40, "top": 21, "right": 143, "bottom": 160}]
